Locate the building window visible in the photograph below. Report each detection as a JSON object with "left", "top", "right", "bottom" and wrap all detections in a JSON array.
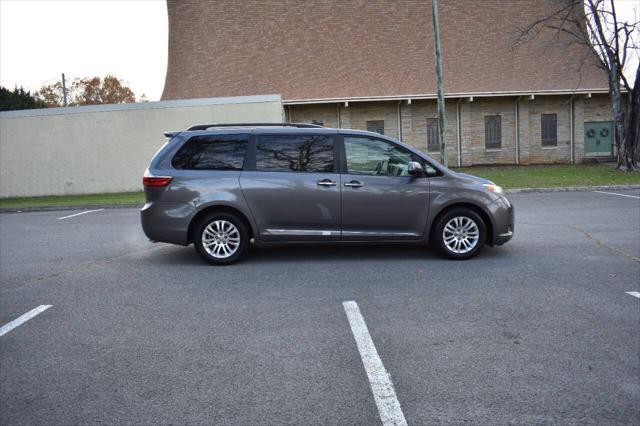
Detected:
[
  {"left": 426, "top": 118, "right": 439, "bottom": 152},
  {"left": 255, "top": 134, "right": 334, "bottom": 173},
  {"left": 366, "top": 120, "right": 385, "bottom": 135},
  {"left": 484, "top": 115, "right": 502, "bottom": 149},
  {"left": 541, "top": 113, "right": 557, "bottom": 146}
]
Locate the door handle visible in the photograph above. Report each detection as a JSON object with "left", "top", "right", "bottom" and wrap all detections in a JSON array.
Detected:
[
  {"left": 317, "top": 179, "right": 337, "bottom": 186},
  {"left": 344, "top": 180, "right": 363, "bottom": 188}
]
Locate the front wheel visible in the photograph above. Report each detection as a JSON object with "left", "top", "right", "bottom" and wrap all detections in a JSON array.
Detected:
[
  {"left": 194, "top": 213, "right": 249, "bottom": 265},
  {"left": 434, "top": 208, "right": 486, "bottom": 260}
]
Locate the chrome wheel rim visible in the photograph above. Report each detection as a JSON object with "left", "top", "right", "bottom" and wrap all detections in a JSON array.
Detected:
[
  {"left": 202, "top": 220, "right": 240, "bottom": 259},
  {"left": 443, "top": 216, "right": 479, "bottom": 254}
]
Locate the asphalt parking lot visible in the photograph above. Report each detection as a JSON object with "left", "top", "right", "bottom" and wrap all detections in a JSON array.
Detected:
[{"left": 1, "top": 190, "right": 639, "bottom": 425}]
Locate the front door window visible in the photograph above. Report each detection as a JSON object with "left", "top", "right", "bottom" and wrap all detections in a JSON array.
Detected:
[{"left": 344, "top": 136, "right": 413, "bottom": 177}]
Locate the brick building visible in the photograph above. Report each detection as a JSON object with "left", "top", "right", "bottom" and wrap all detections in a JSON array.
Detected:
[{"left": 161, "top": 0, "right": 614, "bottom": 166}]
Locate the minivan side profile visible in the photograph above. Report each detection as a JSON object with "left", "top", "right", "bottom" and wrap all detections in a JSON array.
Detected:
[{"left": 141, "top": 123, "right": 514, "bottom": 264}]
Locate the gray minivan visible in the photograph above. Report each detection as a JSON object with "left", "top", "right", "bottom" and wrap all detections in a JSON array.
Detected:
[{"left": 141, "top": 123, "right": 514, "bottom": 264}]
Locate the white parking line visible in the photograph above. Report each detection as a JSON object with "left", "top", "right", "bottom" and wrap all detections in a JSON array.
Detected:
[
  {"left": 626, "top": 291, "right": 640, "bottom": 299},
  {"left": 342, "top": 301, "right": 407, "bottom": 426},
  {"left": 593, "top": 191, "right": 640, "bottom": 199},
  {"left": 0, "top": 305, "right": 52, "bottom": 337},
  {"left": 57, "top": 209, "right": 104, "bottom": 220}
]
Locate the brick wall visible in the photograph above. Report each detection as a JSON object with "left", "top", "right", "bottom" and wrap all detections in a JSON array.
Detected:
[
  {"left": 520, "top": 96, "right": 572, "bottom": 164},
  {"left": 344, "top": 102, "right": 400, "bottom": 140},
  {"left": 163, "top": 1, "right": 608, "bottom": 102},
  {"left": 287, "top": 94, "right": 613, "bottom": 166},
  {"left": 464, "top": 98, "right": 517, "bottom": 165},
  {"left": 288, "top": 104, "right": 338, "bottom": 128},
  {"left": 401, "top": 100, "right": 458, "bottom": 166}
]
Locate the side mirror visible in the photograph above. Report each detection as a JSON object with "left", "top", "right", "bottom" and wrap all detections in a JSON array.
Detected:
[{"left": 408, "top": 161, "right": 424, "bottom": 177}]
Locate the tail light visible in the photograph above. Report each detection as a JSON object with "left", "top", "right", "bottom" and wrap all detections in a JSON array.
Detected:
[{"left": 143, "top": 170, "right": 173, "bottom": 187}]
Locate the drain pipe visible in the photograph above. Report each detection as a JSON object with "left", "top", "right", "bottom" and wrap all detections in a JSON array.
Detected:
[
  {"left": 569, "top": 96, "right": 575, "bottom": 164},
  {"left": 514, "top": 97, "right": 520, "bottom": 165},
  {"left": 456, "top": 98, "right": 462, "bottom": 167},
  {"left": 337, "top": 103, "right": 341, "bottom": 128},
  {"left": 397, "top": 101, "right": 402, "bottom": 141}
]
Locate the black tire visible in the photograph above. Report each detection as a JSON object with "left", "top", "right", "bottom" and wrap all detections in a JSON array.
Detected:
[
  {"left": 194, "top": 212, "right": 249, "bottom": 265},
  {"left": 433, "top": 208, "right": 487, "bottom": 260}
]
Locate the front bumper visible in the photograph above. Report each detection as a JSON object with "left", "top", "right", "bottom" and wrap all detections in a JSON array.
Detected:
[{"left": 489, "top": 196, "right": 515, "bottom": 245}]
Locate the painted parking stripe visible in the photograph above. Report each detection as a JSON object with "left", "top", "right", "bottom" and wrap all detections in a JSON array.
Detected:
[
  {"left": 342, "top": 301, "right": 407, "bottom": 426},
  {"left": 626, "top": 291, "right": 640, "bottom": 299},
  {"left": 593, "top": 191, "right": 640, "bottom": 199},
  {"left": 57, "top": 209, "right": 104, "bottom": 220},
  {"left": 0, "top": 305, "right": 52, "bottom": 337}
]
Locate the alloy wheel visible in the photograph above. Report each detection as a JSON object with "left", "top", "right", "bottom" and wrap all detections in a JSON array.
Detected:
[
  {"left": 442, "top": 216, "right": 480, "bottom": 254},
  {"left": 202, "top": 220, "right": 241, "bottom": 259}
]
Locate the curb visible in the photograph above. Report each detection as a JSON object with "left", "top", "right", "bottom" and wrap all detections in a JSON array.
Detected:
[
  {"left": 0, "top": 204, "right": 142, "bottom": 214},
  {"left": 1, "top": 184, "right": 638, "bottom": 213},
  {"left": 504, "top": 184, "right": 640, "bottom": 194}
]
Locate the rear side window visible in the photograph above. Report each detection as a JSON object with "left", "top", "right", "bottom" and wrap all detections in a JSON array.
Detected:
[
  {"left": 172, "top": 134, "right": 249, "bottom": 170},
  {"left": 256, "top": 134, "right": 334, "bottom": 173}
]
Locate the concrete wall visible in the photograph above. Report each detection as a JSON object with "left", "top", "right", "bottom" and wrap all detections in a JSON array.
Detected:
[{"left": 0, "top": 95, "right": 284, "bottom": 198}]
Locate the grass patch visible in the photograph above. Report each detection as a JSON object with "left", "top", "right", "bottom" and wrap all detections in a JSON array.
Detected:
[
  {"left": 453, "top": 163, "right": 640, "bottom": 189},
  {"left": 0, "top": 191, "right": 145, "bottom": 209}
]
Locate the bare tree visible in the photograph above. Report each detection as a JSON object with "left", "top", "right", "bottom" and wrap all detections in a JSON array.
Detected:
[
  {"left": 515, "top": 0, "right": 639, "bottom": 171},
  {"left": 35, "top": 75, "right": 136, "bottom": 107}
]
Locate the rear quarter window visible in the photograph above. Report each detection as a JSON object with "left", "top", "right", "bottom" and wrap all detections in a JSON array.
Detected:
[{"left": 172, "top": 134, "right": 249, "bottom": 170}]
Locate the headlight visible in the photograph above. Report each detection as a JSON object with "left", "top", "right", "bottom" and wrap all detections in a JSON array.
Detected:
[{"left": 482, "top": 183, "right": 504, "bottom": 194}]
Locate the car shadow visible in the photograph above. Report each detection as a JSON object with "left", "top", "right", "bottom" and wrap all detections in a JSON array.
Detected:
[
  {"left": 247, "top": 243, "right": 435, "bottom": 264},
  {"left": 147, "top": 242, "right": 507, "bottom": 266}
]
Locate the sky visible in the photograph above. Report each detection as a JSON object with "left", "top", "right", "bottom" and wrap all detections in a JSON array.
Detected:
[
  {"left": 0, "top": 0, "right": 638, "bottom": 102},
  {"left": 0, "top": 0, "right": 168, "bottom": 100}
]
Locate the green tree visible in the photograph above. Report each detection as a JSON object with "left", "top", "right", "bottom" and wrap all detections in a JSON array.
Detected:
[{"left": 0, "top": 86, "right": 46, "bottom": 111}]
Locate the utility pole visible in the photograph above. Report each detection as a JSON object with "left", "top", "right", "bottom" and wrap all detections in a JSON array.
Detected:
[
  {"left": 431, "top": 0, "right": 447, "bottom": 166},
  {"left": 61, "top": 73, "right": 68, "bottom": 107}
]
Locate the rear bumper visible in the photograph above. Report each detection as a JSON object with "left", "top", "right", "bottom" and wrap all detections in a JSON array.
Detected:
[{"left": 140, "top": 201, "right": 194, "bottom": 246}]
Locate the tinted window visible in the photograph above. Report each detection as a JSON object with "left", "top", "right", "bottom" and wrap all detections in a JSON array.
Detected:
[
  {"left": 541, "top": 113, "right": 557, "bottom": 146},
  {"left": 256, "top": 134, "right": 334, "bottom": 172},
  {"left": 427, "top": 118, "right": 439, "bottom": 151},
  {"left": 344, "top": 136, "right": 413, "bottom": 176},
  {"left": 367, "top": 120, "right": 385, "bottom": 135},
  {"left": 485, "top": 115, "right": 502, "bottom": 149},
  {"left": 172, "top": 134, "right": 249, "bottom": 170}
]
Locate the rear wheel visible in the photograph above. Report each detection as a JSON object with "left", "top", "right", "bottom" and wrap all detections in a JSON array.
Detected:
[
  {"left": 194, "top": 213, "right": 249, "bottom": 265},
  {"left": 434, "top": 208, "right": 486, "bottom": 260}
]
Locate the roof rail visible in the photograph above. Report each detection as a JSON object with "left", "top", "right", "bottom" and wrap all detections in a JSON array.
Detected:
[{"left": 186, "top": 122, "right": 323, "bottom": 131}]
